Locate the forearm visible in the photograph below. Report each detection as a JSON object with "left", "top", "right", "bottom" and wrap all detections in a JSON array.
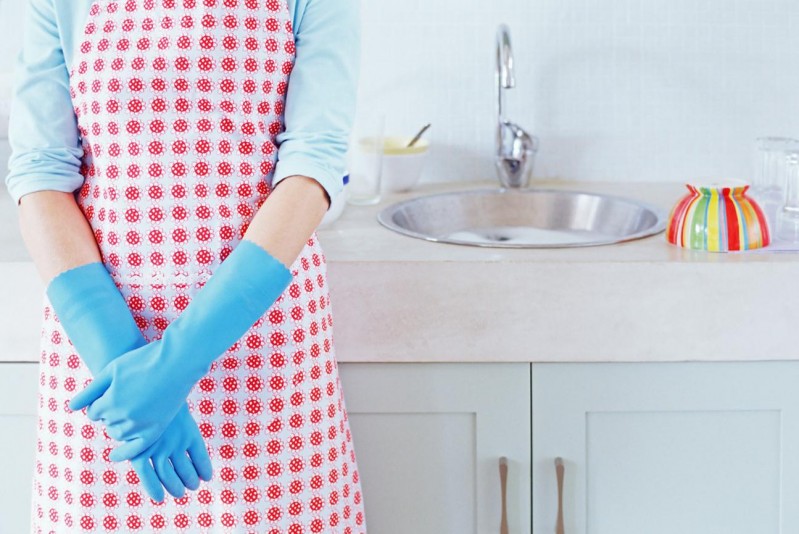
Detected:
[
  {"left": 18, "top": 190, "right": 142, "bottom": 373},
  {"left": 140, "top": 175, "right": 328, "bottom": 381},
  {"left": 242, "top": 174, "right": 330, "bottom": 268},
  {"left": 18, "top": 190, "right": 101, "bottom": 285}
]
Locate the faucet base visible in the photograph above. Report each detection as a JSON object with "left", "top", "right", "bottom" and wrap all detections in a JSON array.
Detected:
[{"left": 495, "top": 150, "right": 536, "bottom": 189}]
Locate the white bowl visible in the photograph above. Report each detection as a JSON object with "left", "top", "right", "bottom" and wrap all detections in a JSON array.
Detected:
[
  {"left": 318, "top": 186, "right": 348, "bottom": 228},
  {"left": 0, "top": 99, "right": 11, "bottom": 140},
  {"left": 380, "top": 136, "right": 429, "bottom": 193}
]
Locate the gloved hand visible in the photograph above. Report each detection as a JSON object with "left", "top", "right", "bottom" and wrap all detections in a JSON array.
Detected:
[
  {"left": 46, "top": 262, "right": 213, "bottom": 501},
  {"left": 128, "top": 403, "right": 213, "bottom": 500},
  {"left": 69, "top": 239, "right": 293, "bottom": 459}
]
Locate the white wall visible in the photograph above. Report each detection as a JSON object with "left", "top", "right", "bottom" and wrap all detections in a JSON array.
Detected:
[
  {"left": 0, "top": 0, "right": 21, "bottom": 171},
  {"left": 1, "top": 0, "right": 798, "bottom": 185},
  {"left": 0, "top": 0, "right": 20, "bottom": 75}
]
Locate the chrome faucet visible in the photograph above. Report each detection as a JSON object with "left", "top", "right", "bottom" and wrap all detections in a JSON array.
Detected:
[{"left": 495, "top": 24, "right": 538, "bottom": 189}]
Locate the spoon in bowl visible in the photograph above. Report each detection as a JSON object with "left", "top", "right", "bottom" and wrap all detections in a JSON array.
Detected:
[{"left": 406, "top": 123, "right": 431, "bottom": 148}]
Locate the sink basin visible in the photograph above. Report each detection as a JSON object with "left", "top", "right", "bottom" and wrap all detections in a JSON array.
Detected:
[{"left": 377, "top": 188, "right": 667, "bottom": 248}]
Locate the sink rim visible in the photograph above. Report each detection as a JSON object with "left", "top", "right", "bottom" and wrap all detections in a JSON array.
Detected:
[{"left": 376, "top": 186, "right": 669, "bottom": 249}]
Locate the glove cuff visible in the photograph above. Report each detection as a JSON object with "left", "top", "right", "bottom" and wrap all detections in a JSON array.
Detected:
[
  {"left": 162, "top": 239, "right": 294, "bottom": 381},
  {"left": 45, "top": 262, "right": 146, "bottom": 374}
]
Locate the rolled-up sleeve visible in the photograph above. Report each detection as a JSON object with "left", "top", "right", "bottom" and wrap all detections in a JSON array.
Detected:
[
  {"left": 5, "top": 0, "right": 84, "bottom": 206},
  {"left": 272, "top": 0, "right": 361, "bottom": 208}
]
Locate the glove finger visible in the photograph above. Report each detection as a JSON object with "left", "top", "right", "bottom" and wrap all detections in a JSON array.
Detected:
[
  {"left": 171, "top": 452, "right": 201, "bottom": 491},
  {"left": 130, "top": 456, "right": 165, "bottom": 503},
  {"left": 187, "top": 440, "right": 213, "bottom": 481},
  {"left": 69, "top": 373, "right": 111, "bottom": 412},
  {"left": 109, "top": 415, "right": 146, "bottom": 443},
  {"left": 85, "top": 399, "right": 104, "bottom": 422},
  {"left": 109, "top": 437, "right": 150, "bottom": 463},
  {"left": 153, "top": 454, "right": 186, "bottom": 499},
  {"left": 102, "top": 423, "right": 124, "bottom": 442}
]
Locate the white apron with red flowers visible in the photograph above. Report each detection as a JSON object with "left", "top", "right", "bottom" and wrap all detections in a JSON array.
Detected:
[{"left": 31, "top": 1, "right": 366, "bottom": 532}]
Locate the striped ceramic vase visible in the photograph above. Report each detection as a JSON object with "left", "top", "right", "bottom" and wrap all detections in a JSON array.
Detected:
[{"left": 667, "top": 182, "right": 771, "bottom": 251}]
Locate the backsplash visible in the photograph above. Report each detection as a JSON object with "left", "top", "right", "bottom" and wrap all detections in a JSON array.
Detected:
[{"left": 1, "top": 0, "right": 798, "bottom": 184}]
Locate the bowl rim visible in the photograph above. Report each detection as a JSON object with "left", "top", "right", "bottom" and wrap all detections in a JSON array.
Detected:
[{"left": 358, "top": 135, "right": 430, "bottom": 155}]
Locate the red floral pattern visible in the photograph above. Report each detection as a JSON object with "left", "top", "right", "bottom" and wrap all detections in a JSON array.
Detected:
[{"left": 30, "top": 1, "right": 365, "bottom": 532}]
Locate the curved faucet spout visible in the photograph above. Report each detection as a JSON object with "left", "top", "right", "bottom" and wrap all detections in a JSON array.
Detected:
[{"left": 496, "top": 24, "right": 514, "bottom": 123}]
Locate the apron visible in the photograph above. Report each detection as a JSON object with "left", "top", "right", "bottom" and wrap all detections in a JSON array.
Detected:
[{"left": 30, "top": 1, "right": 366, "bottom": 532}]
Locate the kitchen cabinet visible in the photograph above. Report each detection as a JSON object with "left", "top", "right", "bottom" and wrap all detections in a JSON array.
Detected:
[
  {"left": 8, "top": 358, "right": 799, "bottom": 533},
  {"left": 532, "top": 362, "right": 799, "bottom": 534},
  {"left": 338, "top": 362, "right": 532, "bottom": 534},
  {"left": 0, "top": 363, "right": 39, "bottom": 534}
]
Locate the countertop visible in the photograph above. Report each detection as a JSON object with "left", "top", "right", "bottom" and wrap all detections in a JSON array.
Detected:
[{"left": 3, "top": 179, "right": 798, "bottom": 363}]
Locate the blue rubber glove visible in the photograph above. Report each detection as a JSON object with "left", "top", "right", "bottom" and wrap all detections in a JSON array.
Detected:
[
  {"left": 68, "top": 239, "right": 293, "bottom": 460},
  {"left": 46, "top": 262, "right": 213, "bottom": 501}
]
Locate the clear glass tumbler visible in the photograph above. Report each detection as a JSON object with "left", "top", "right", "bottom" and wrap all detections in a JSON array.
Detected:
[
  {"left": 752, "top": 137, "right": 799, "bottom": 232},
  {"left": 776, "top": 151, "right": 799, "bottom": 242},
  {"left": 346, "top": 113, "right": 385, "bottom": 206}
]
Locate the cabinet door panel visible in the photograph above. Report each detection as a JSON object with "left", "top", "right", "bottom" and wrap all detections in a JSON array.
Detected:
[
  {"left": 349, "top": 412, "right": 477, "bottom": 533},
  {"left": 0, "top": 364, "right": 39, "bottom": 534},
  {"left": 339, "top": 363, "right": 531, "bottom": 534},
  {"left": 533, "top": 362, "right": 799, "bottom": 534},
  {"left": 586, "top": 410, "right": 779, "bottom": 533}
]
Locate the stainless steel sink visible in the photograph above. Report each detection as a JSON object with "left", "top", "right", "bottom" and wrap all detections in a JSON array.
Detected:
[{"left": 377, "top": 188, "right": 667, "bottom": 248}]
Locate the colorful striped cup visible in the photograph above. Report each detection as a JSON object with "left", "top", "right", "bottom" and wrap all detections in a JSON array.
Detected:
[{"left": 666, "top": 180, "right": 771, "bottom": 252}]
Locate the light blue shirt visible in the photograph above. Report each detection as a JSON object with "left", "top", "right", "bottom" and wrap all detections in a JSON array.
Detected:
[{"left": 4, "top": 0, "right": 359, "bottom": 207}]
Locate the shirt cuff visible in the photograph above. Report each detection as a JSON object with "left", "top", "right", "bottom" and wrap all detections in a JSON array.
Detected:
[
  {"left": 5, "top": 174, "right": 83, "bottom": 206},
  {"left": 272, "top": 157, "right": 344, "bottom": 210}
]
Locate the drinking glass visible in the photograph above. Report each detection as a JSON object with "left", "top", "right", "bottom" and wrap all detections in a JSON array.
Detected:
[
  {"left": 752, "top": 137, "right": 799, "bottom": 231},
  {"left": 346, "top": 113, "right": 385, "bottom": 206},
  {"left": 776, "top": 151, "right": 799, "bottom": 242}
]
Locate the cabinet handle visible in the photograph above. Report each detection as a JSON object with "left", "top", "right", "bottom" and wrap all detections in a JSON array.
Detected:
[
  {"left": 555, "top": 457, "right": 565, "bottom": 534},
  {"left": 499, "top": 456, "right": 508, "bottom": 534}
]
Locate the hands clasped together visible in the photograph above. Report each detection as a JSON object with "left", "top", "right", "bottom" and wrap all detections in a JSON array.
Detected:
[
  {"left": 69, "top": 336, "right": 212, "bottom": 502},
  {"left": 47, "top": 239, "right": 293, "bottom": 502}
]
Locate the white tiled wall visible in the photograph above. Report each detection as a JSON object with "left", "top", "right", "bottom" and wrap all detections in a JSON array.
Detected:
[{"left": 1, "top": 0, "right": 798, "bottom": 184}]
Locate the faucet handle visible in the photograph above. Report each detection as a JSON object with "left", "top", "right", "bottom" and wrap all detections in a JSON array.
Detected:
[{"left": 496, "top": 120, "right": 538, "bottom": 189}]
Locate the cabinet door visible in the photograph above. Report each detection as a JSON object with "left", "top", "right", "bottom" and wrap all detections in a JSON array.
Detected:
[
  {"left": 532, "top": 362, "right": 799, "bottom": 534},
  {"left": 0, "top": 363, "right": 39, "bottom": 534},
  {"left": 339, "top": 363, "right": 531, "bottom": 534}
]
